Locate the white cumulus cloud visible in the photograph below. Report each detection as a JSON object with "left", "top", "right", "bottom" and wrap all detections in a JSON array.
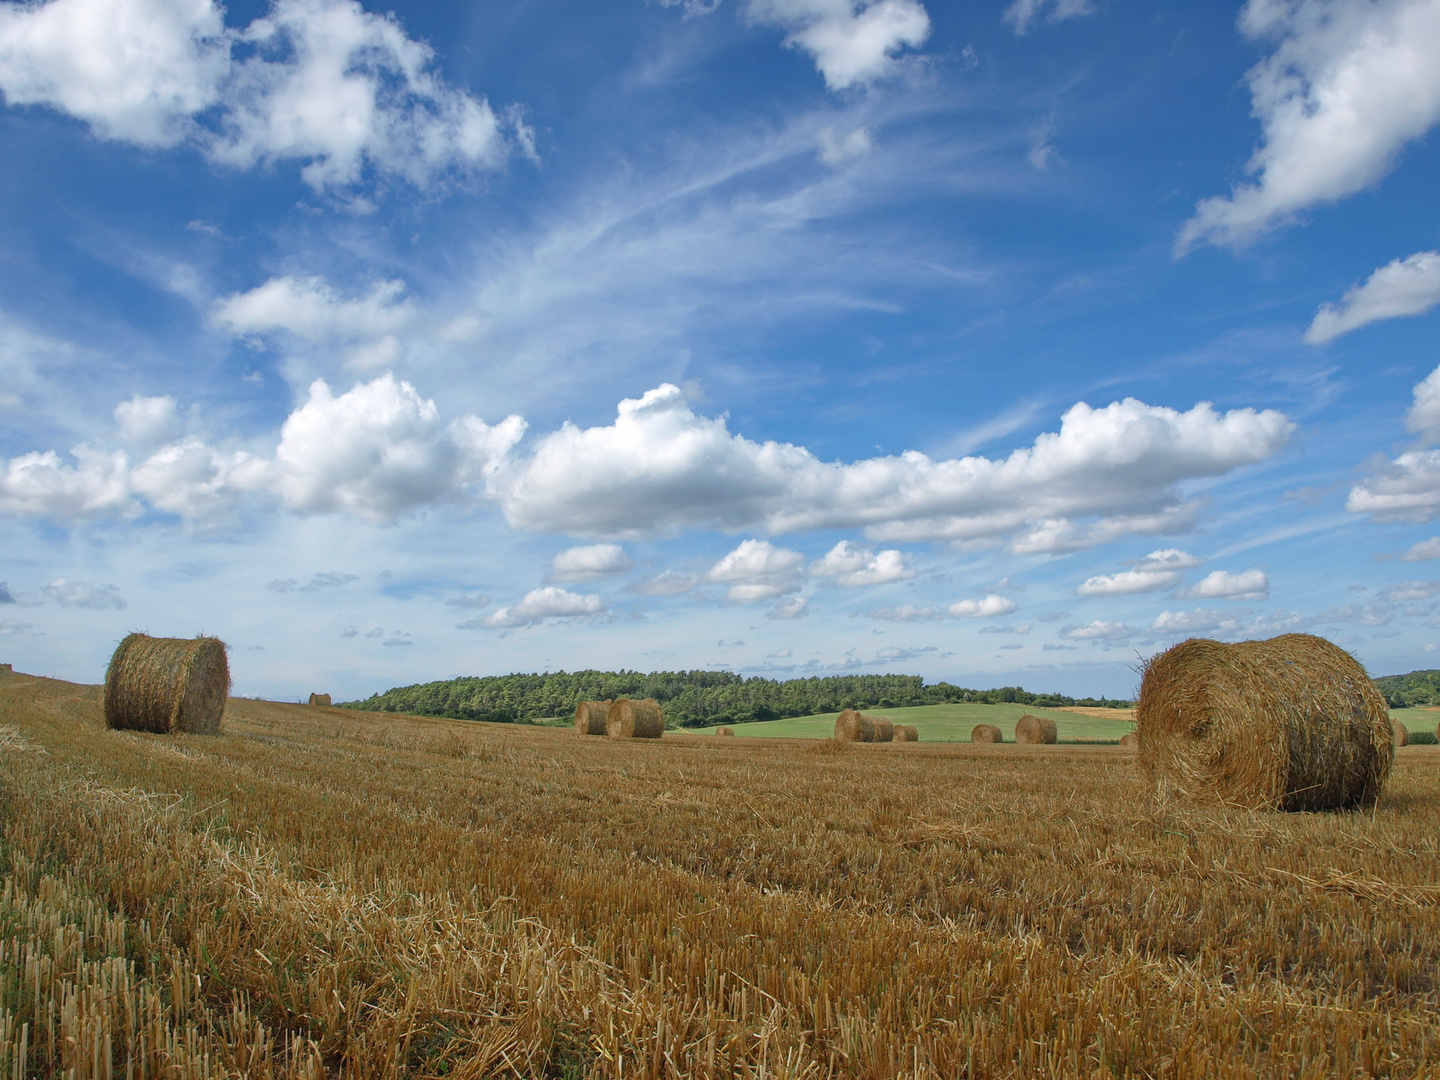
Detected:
[
  {"left": 44, "top": 578, "right": 126, "bottom": 609},
  {"left": 212, "top": 277, "right": 414, "bottom": 369},
  {"left": 1176, "top": 569, "right": 1271, "bottom": 600},
  {"left": 809, "top": 540, "right": 913, "bottom": 587},
  {"left": 1075, "top": 547, "right": 1205, "bottom": 596},
  {"left": 549, "top": 544, "right": 632, "bottom": 582},
  {"left": 1399, "top": 537, "right": 1440, "bottom": 561},
  {"left": 248, "top": 374, "right": 526, "bottom": 523},
  {"left": 1306, "top": 251, "right": 1440, "bottom": 343},
  {"left": 498, "top": 384, "right": 1293, "bottom": 545},
  {"left": 1061, "top": 619, "right": 1133, "bottom": 641},
  {"left": 768, "top": 595, "right": 809, "bottom": 619},
  {"left": 0, "top": 0, "right": 513, "bottom": 191},
  {"left": 0, "top": 0, "right": 228, "bottom": 147},
  {"left": 745, "top": 0, "right": 931, "bottom": 90},
  {"left": 114, "top": 394, "right": 183, "bottom": 447},
  {"left": 1178, "top": 0, "right": 1440, "bottom": 251},
  {"left": 706, "top": 538, "right": 805, "bottom": 602},
  {"left": 474, "top": 586, "right": 603, "bottom": 628},
  {"left": 948, "top": 594, "right": 1017, "bottom": 618}
]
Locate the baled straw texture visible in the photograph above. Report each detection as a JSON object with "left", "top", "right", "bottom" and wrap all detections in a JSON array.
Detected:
[
  {"left": 1137, "top": 633, "right": 1394, "bottom": 812},
  {"left": 834, "top": 709, "right": 895, "bottom": 741},
  {"left": 574, "top": 700, "right": 611, "bottom": 735},
  {"left": 104, "top": 633, "right": 229, "bottom": 735},
  {"left": 893, "top": 724, "right": 918, "bottom": 742},
  {"left": 607, "top": 698, "right": 664, "bottom": 738},
  {"left": 716, "top": 727, "right": 735, "bottom": 737},
  {"left": 308, "top": 692, "right": 332, "bottom": 706},
  {"left": 1119, "top": 732, "right": 1139, "bottom": 750},
  {"left": 971, "top": 723, "right": 1002, "bottom": 744},
  {"left": 1393, "top": 720, "right": 1409, "bottom": 747},
  {"left": 1015, "top": 714, "right": 1058, "bottom": 745}
]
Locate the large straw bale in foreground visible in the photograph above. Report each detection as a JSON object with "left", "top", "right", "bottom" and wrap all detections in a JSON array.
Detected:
[
  {"left": 104, "top": 633, "right": 229, "bottom": 735},
  {"left": 1015, "top": 714, "right": 1057, "bottom": 744},
  {"left": 574, "top": 700, "right": 611, "bottom": 735},
  {"left": 1137, "top": 633, "right": 1393, "bottom": 811},
  {"left": 607, "top": 698, "right": 664, "bottom": 738},
  {"left": 834, "top": 709, "right": 895, "bottom": 742},
  {"left": 893, "top": 724, "right": 918, "bottom": 742},
  {"left": 308, "top": 692, "right": 332, "bottom": 706}
]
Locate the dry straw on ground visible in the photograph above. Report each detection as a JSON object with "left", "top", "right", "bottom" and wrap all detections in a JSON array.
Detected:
[
  {"left": 971, "top": 723, "right": 1002, "bottom": 744},
  {"left": 833, "top": 709, "right": 895, "bottom": 742},
  {"left": 1015, "top": 714, "right": 1058, "bottom": 745},
  {"left": 1137, "top": 632, "right": 1394, "bottom": 811},
  {"left": 1120, "top": 732, "right": 1139, "bottom": 750},
  {"left": 1394, "top": 720, "right": 1409, "bottom": 746},
  {"left": 103, "top": 633, "right": 229, "bottom": 735},
  {"left": 574, "top": 700, "right": 611, "bottom": 735},
  {"left": 607, "top": 698, "right": 664, "bottom": 738},
  {"left": 308, "top": 693, "right": 332, "bottom": 707},
  {"left": 716, "top": 727, "right": 735, "bottom": 737},
  {"left": 893, "top": 724, "right": 918, "bottom": 742}
]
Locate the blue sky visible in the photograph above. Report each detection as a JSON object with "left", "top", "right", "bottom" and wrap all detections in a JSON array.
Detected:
[{"left": 2, "top": 0, "right": 1439, "bottom": 700}]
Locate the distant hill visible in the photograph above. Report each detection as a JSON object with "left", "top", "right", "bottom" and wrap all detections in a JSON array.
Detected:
[
  {"left": 343, "top": 670, "right": 1134, "bottom": 728},
  {"left": 1373, "top": 670, "right": 1440, "bottom": 709}
]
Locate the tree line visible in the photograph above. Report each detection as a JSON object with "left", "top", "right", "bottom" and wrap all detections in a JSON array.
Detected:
[
  {"left": 342, "top": 670, "right": 1134, "bottom": 727},
  {"left": 1373, "top": 669, "right": 1440, "bottom": 709}
]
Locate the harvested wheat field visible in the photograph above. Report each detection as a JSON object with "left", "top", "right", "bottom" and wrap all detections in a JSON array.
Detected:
[{"left": 4, "top": 671, "right": 1440, "bottom": 1078}]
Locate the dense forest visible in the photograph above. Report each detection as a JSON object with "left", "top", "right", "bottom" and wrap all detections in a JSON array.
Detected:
[
  {"left": 1373, "top": 670, "right": 1440, "bottom": 708},
  {"left": 342, "top": 670, "right": 1134, "bottom": 727}
]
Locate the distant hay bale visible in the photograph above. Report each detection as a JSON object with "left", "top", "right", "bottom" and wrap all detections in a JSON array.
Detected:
[
  {"left": 971, "top": 723, "right": 1002, "bottom": 744},
  {"left": 574, "top": 700, "right": 611, "bottom": 735},
  {"left": 104, "top": 633, "right": 229, "bottom": 735},
  {"left": 716, "top": 727, "right": 735, "bottom": 736},
  {"left": 1119, "top": 732, "right": 1139, "bottom": 750},
  {"left": 308, "top": 692, "right": 332, "bottom": 706},
  {"left": 834, "top": 708, "right": 869, "bottom": 741},
  {"left": 0, "top": 662, "right": 11, "bottom": 674},
  {"left": 607, "top": 698, "right": 664, "bottom": 738},
  {"left": 834, "top": 709, "right": 894, "bottom": 742},
  {"left": 893, "top": 724, "right": 918, "bottom": 741},
  {"left": 1137, "top": 633, "right": 1393, "bottom": 812},
  {"left": 1015, "top": 714, "right": 1057, "bottom": 745},
  {"left": 1394, "top": 720, "right": 1409, "bottom": 746}
]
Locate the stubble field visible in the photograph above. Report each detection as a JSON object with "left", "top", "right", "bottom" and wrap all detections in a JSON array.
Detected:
[{"left": 3, "top": 669, "right": 1440, "bottom": 1078}]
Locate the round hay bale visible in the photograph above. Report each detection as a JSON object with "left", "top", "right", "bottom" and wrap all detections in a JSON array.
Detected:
[
  {"left": 308, "top": 692, "right": 332, "bottom": 706},
  {"left": 607, "top": 698, "right": 664, "bottom": 738},
  {"left": 834, "top": 708, "right": 872, "bottom": 741},
  {"left": 1394, "top": 720, "right": 1409, "bottom": 746},
  {"left": 971, "top": 723, "right": 1003, "bottom": 743},
  {"left": 1015, "top": 714, "right": 1057, "bottom": 745},
  {"left": 104, "top": 633, "right": 229, "bottom": 735},
  {"left": 893, "top": 724, "right": 918, "bottom": 742},
  {"left": 870, "top": 716, "right": 895, "bottom": 742},
  {"left": 1137, "top": 633, "right": 1393, "bottom": 811},
  {"left": 574, "top": 700, "right": 611, "bottom": 735},
  {"left": 0, "top": 662, "right": 12, "bottom": 674},
  {"left": 716, "top": 726, "right": 735, "bottom": 737},
  {"left": 1119, "top": 732, "right": 1139, "bottom": 750}
]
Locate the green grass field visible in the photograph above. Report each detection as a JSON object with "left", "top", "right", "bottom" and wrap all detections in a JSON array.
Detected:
[
  {"left": 1392, "top": 707, "right": 1440, "bottom": 739},
  {"left": 682, "top": 703, "right": 1440, "bottom": 743},
  {"left": 680, "top": 702, "right": 1137, "bottom": 742}
]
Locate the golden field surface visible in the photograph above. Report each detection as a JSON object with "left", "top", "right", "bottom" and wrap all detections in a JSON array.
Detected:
[{"left": 4, "top": 670, "right": 1440, "bottom": 1078}]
